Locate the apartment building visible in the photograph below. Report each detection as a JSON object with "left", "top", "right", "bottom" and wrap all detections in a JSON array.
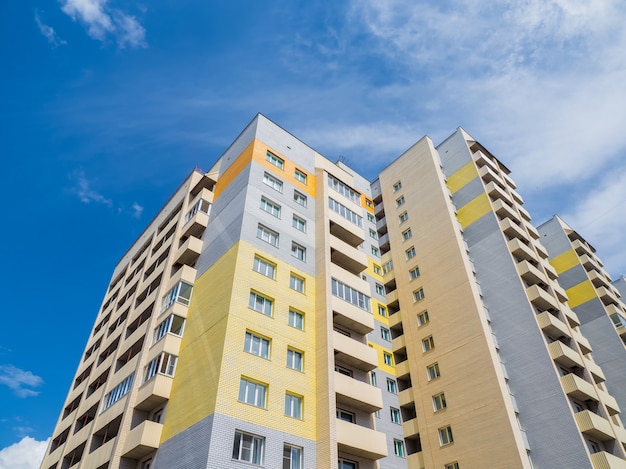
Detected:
[{"left": 41, "top": 115, "right": 626, "bottom": 469}]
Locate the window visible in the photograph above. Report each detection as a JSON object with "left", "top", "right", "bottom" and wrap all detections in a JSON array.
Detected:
[
  {"left": 373, "top": 264, "right": 381, "bottom": 275},
  {"left": 336, "top": 365, "right": 353, "bottom": 377},
  {"left": 381, "top": 327, "right": 391, "bottom": 341},
  {"left": 144, "top": 353, "right": 177, "bottom": 382},
  {"left": 406, "top": 246, "right": 416, "bottom": 259},
  {"left": 390, "top": 407, "right": 401, "bottom": 423},
  {"left": 402, "top": 228, "right": 412, "bottom": 240},
  {"left": 427, "top": 363, "right": 441, "bottom": 380},
  {"left": 184, "top": 198, "right": 211, "bottom": 223},
  {"left": 285, "top": 393, "right": 303, "bottom": 419},
  {"left": 102, "top": 373, "right": 133, "bottom": 411},
  {"left": 439, "top": 426, "right": 454, "bottom": 446},
  {"left": 589, "top": 441, "right": 601, "bottom": 454},
  {"left": 232, "top": 431, "right": 264, "bottom": 465},
  {"left": 289, "top": 274, "right": 305, "bottom": 293},
  {"left": 387, "top": 378, "right": 397, "bottom": 394},
  {"left": 394, "top": 439, "right": 405, "bottom": 457},
  {"left": 383, "top": 352, "right": 393, "bottom": 366},
  {"left": 328, "top": 197, "right": 363, "bottom": 227},
  {"left": 161, "top": 281, "right": 193, "bottom": 312},
  {"left": 294, "top": 190, "right": 307, "bottom": 206},
  {"left": 365, "top": 199, "right": 373, "bottom": 208},
  {"left": 382, "top": 260, "right": 393, "bottom": 274},
  {"left": 244, "top": 332, "right": 270, "bottom": 359},
  {"left": 369, "top": 228, "right": 378, "bottom": 239},
  {"left": 367, "top": 213, "right": 375, "bottom": 222},
  {"left": 332, "top": 278, "right": 371, "bottom": 311},
  {"left": 291, "top": 242, "right": 306, "bottom": 261},
  {"left": 287, "top": 348, "right": 303, "bottom": 371},
  {"left": 288, "top": 309, "right": 304, "bottom": 330},
  {"left": 378, "top": 305, "right": 387, "bottom": 317},
  {"left": 249, "top": 291, "right": 273, "bottom": 316},
  {"left": 375, "top": 283, "right": 384, "bottom": 295},
  {"left": 338, "top": 459, "right": 358, "bottom": 469},
  {"left": 328, "top": 174, "right": 360, "bottom": 203},
  {"left": 409, "top": 266, "right": 420, "bottom": 279},
  {"left": 153, "top": 314, "right": 185, "bottom": 344},
  {"left": 396, "top": 196, "right": 405, "bottom": 207},
  {"left": 433, "top": 392, "right": 447, "bottom": 411},
  {"left": 257, "top": 224, "right": 279, "bottom": 247},
  {"left": 238, "top": 378, "right": 267, "bottom": 408},
  {"left": 253, "top": 256, "right": 276, "bottom": 279},
  {"left": 294, "top": 169, "right": 307, "bottom": 184},
  {"left": 266, "top": 150, "right": 284, "bottom": 169},
  {"left": 399, "top": 211, "right": 408, "bottom": 223},
  {"left": 263, "top": 172, "right": 283, "bottom": 192},
  {"left": 393, "top": 181, "right": 402, "bottom": 192},
  {"left": 422, "top": 335, "right": 435, "bottom": 352},
  {"left": 292, "top": 216, "right": 306, "bottom": 232},
  {"left": 418, "top": 311, "right": 430, "bottom": 326},
  {"left": 260, "top": 197, "right": 281, "bottom": 218},
  {"left": 413, "top": 288, "right": 425, "bottom": 302},
  {"left": 445, "top": 463, "right": 460, "bottom": 469},
  {"left": 283, "top": 444, "right": 302, "bottom": 469},
  {"left": 370, "top": 372, "right": 377, "bottom": 386},
  {"left": 370, "top": 245, "right": 379, "bottom": 257},
  {"left": 336, "top": 409, "right": 355, "bottom": 423}
]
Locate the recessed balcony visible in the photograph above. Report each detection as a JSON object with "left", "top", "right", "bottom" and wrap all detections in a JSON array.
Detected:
[
  {"left": 398, "top": 387, "right": 414, "bottom": 407},
  {"left": 402, "top": 418, "right": 419, "bottom": 438},
  {"left": 329, "top": 212, "right": 365, "bottom": 247},
  {"left": 560, "top": 373, "right": 598, "bottom": 402},
  {"left": 548, "top": 341, "right": 584, "bottom": 369},
  {"left": 537, "top": 311, "right": 570, "bottom": 339},
  {"left": 330, "top": 235, "right": 368, "bottom": 275},
  {"left": 395, "top": 360, "right": 410, "bottom": 378},
  {"left": 572, "top": 239, "right": 594, "bottom": 257},
  {"left": 493, "top": 198, "right": 520, "bottom": 223},
  {"left": 485, "top": 181, "right": 510, "bottom": 202},
  {"left": 175, "top": 236, "right": 202, "bottom": 266},
  {"left": 478, "top": 164, "right": 506, "bottom": 188},
  {"left": 508, "top": 238, "right": 535, "bottom": 262},
  {"left": 121, "top": 420, "right": 163, "bottom": 459},
  {"left": 527, "top": 285, "right": 559, "bottom": 311},
  {"left": 182, "top": 210, "right": 209, "bottom": 239},
  {"left": 597, "top": 286, "right": 619, "bottom": 306},
  {"left": 334, "top": 372, "right": 383, "bottom": 412},
  {"left": 333, "top": 332, "right": 378, "bottom": 372},
  {"left": 574, "top": 410, "right": 615, "bottom": 441},
  {"left": 332, "top": 296, "right": 375, "bottom": 335},
  {"left": 336, "top": 418, "right": 388, "bottom": 460},
  {"left": 500, "top": 218, "right": 529, "bottom": 242},
  {"left": 517, "top": 261, "right": 548, "bottom": 286}
]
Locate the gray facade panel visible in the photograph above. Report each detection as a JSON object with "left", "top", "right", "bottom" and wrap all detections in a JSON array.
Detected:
[
  {"left": 153, "top": 414, "right": 214, "bottom": 469},
  {"left": 256, "top": 116, "right": 319, "bottom": 173},
  {"left": 452, "top": 177, "right": 486, "bottom": 208},
  {"left": 437, "top": 129, "right": 472, "bottom": 176},
  {"left": 537, "top": 217, "right": 571, "bottom": 257},
  {"left": 574, "top": 297, "right": 608, "bottom": 324},
  {"left": 612, "top": 277, "right": 626, "bottom": 297},
  {"left": 557, "top": 265, "right": 589, "bottom": 290},
  {"left": 463, "top": 217, "right": 592, "bottom": 469}
]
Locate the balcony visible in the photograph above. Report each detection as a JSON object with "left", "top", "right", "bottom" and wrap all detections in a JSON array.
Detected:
[
  {"left": 336, "top": 419, "right": 388, "bottom": 460},
  {"left": 542, "top": 260, "right": 558, "bottom": 280},
  {"left": 332, "top": 296, "right": 375, "bottom": 335},
  {"left": 135, "top": 374, "right": 173, "bottom": 410},
  {"left": 608, "top": 308, "right": 626, "bottom": 339},
  {"left": 518, "top": 205, "right": 532, "bottom": 222},
  {"left": 548, "top": 341, "right": 584, "bottom": 369},
  {"left": 533, "top": 241, "right": 549, "bottom": 259},
  {"left": 334, "top": 372, "right": 383, "bottom": 412},
  {"left": 376, "top": 216, "right": 387, "bottom": 233},
  {"left": 395, "top": 360, "right": 410, "bottom": 378},
  {"left": 527, "top": 285, "right": 559, "bottom": 311},
  {"left": 473, "top": 150, "right": 499, "bottom": 171},
  {"left": 574, "top": 410, "right": 615, "bottom": 441},
  {"left": 333, "top": 332, "right": 378, "bottom": 371},
  {"left": 590, "top": 451, "right": 626, "bottom": 469},
  {"left": 182, "top": 209, "right": 209, "bottom": 239},
  {"left": 493, "top": 198, "right": 520, "bottom": 223},
  {"left": 121, "top": 420, "right": 163, "bottom": 459},
  {"left": 552, "top": 283, "right": 568, "bottom": 303},
  {"left": 330, "top": 235, "right": 368, "bottom": 275},
  {"left": 503, "top": 171, "right": 517, "bottom": 189},
  {"left": 402, "top": 418, "right": 419, "bottom": 437},
  {"left": 537, "top": 311, "right": 570, "bottom": 339},
  {"left": 562, "top": 307, "right": 581, "bottom": 327},
  {"left": 584, "top": 358, "right": 606, "bottom": 384},
  {"left": 571, "top": 329, "right": 592, "bottom": 355},
  {"left": 500, "top": 218, "right": 529, "bottom": 242},
  {"left": 560, "top": 373, "right": 598, "bottom": 402},
  {"left": 589, "top": 270, "right": 611, "bottom": 289},
  {"left": 329, "top": 211, "right": 364, "bottom": 247},
  {"left": 88, "top": 438, "right": 115, "bottom": 468},
  {"left": 597, "top": 389, "right": 620, "bottom": 416},
  {"left": 399, "top": 387, "right": 414, "bottom": 407},
  {"left": 407, "top": 452, "right": 426, "bottom": 468},
  {"left": 572, "top": 239, "right": 594, "bottom": 257},
  {"left": 478, "top": 164, "right": 506, "bottom": 188},
  {"left": 597, "top": 286, "right": 620, "bottom": 306},
  {"left": 485, "top": 181, "right": 510, "bottom": 202},
  {"left": 517, "top": 261, "right": 548, "bottom": 286},
  {"left": 175, "top": 235, "right": 202, "bottom": 266},
  {"left": 508, "top": 238, "right": 535, "bottom": 262},
  {"left": 525, "top": 223, "right": 540, "bottom": 240}
]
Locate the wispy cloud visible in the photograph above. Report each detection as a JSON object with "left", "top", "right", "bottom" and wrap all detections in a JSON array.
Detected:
[
  {"left": 131, "top": 202, "right": 144, "bottom": 218},
  {"left": 60, "top": 0, "right": 146, "bottom": 48},
  {"left": 0, "top": 365, "right": 43, "bottom": 398},
  {"left": 34, "top": 12, "right": 66, "bottom": 47},
  {"left": 0, "top": 436, "right": 49, "bottom": 469},
  {"left": 72, "top": 170, "right": 113, "bottom": 206}
]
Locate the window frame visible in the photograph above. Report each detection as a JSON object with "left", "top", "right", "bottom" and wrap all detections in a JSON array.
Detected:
[
  {"left": 266, "top": 150, "right": 284, "bottom": 169},
  {"left": 286, "top": 348, "right": 303, "bottom": 372},
  {"left": 292, "top": 215, "right": 306, "bottom": 232},
  {"left": 284, "top": 392, "right": 303, "bottom": 419},
  {"left": 260, "top": 196, "right": 281, "bottom": 218},
  {"left": 417, "top": 310, "right": 430, "bottom": 326},
  {"left": 402, "top": 228, "right": 412, "bottom": 241},
  {"left": 399, "top": 211, "right": 408, "bottom": 223},
  {"left": 390, "top": 407, "right": 401, "bottom": 424},
  {"left": 244, "top": 331, "right": 270, "bottom": 359},
  {"left": 291, "top": 242, "right": 306, "bottom": 261},
  {"left": 427, "top": 362, "right": 441, "bottom": 380},
  {"left": 383, "top": 352, "right": 393, "bottom": 366},
  {"left": 283, "top": 444, "right": 303, "bottom": 469},
  {"left": 439, "top": 425, "right": 454, "bottom": 446},
  {"left": 288, "top": 309, "right": 304, "bottom": 330},
  {"left": 422, "top": 335, "right": 435, "bottom": 352},
  {"left": 238, "top": 377, "right": 267, "bottom": 408},
  {"left": 380, "top": 326, "right": 391, "bottom": 342},
  {"left": 433, "top": 392, "right": 447, "bottom": 411},
  {"left": 406, "top": 246, "right": 416, "bottom": 259},
  {"left": 257, "top": 224, "right": 279, "bottom": 247},
  {"left": 293, "top": 190, "right": 307, "bottom": 207},
  {"left": 294, "top": 168, "right": 307, "bottom": 184},
  {"left": 387, "top": 378, "right": 397, "bottom": 394},
  {"left": 249, "top": 291, "right": 273, "bottom": 316},
  {"left": 393, "top": 439, "right": 405, "bottom": 457},
  {"left": 253, "top": 255, "right": 276, "bottom": 279},
  {"left": 413, "top": 288, "right": 425, "bottom": 302},
  {"left": 409, "top": 266, "right": 420, "bottom": 280},
  {"left": 232, "top": 430, "right": 265, "bottom": 465},
  {"left": 396, "top": 196, "right": 405, "bottom": 207},
  {"left": 263, "top": 172, "right": 283, "bottom": 193}
]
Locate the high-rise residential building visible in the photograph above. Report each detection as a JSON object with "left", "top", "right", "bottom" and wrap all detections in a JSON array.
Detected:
[{"left": 41, "top": 115, "right": 626, "bottom": 469}]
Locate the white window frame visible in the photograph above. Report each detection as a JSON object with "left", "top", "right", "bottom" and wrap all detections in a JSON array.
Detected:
[
  {"left": 263, "top": 172, "right": 283, "bottom": 192},
  {"left": 288, "top": 309, "right": 304, "bottom": 330},
  {"left": 283, "top": 444, "right": 303, "bottom": 469},
  {"left": 294, "top": 168, "right": 307, "bottom": 184},
  {"left": 390, "top": 407, "right": 401, "bottom": 424},
  {"left": 413, "top": 288, "right": 425, "bottom": 302},
  {"left": 266, "top": 150, "right": 284, "bottom": 169},
  {"left": 394, "top": 439, "right": 405, "bottom": 457},
  {"left": 238, "top": 377, "right": 267, "bottom": 408},
  {"left": 406, "top": 247, "right": 416, "bottom": 259},
  {"left": 369, "top": 228, "right": 378, "bottom": 239},
  {"left": 257, "top": 224, "right": 279, "bottom": 247},
  {"left": 285, "top": 393, "right": 303, "bottom": 419},
  {"left": 292, "top": 215, "right": 306, "bottom": 232},
  {"left": 260, "top": 197, "right": 281, "bottom": 218},
  {"left": 409, "top": 266, "right": 420, "bottom": 279},
  {"left": 393, "top": 181, "right": 402, "bottom": 192},
  {"left": 422, "top": 335, "right": 434, "bottom": 352},
  {"left": 439, "top": 426, "right": 454, "bottom": 446},
  {"left": 418, "top": 310, "right": 429, "bottom": 326},
  {"left": 331, "top": 278, "right": 371, "bottom": 311},
  {"left": 291, "top": 242, "right": 306, "bottom": 261},
  {"left": 290, "top": 273, "right": 305, "bottom": 293},
  {"left": 144, "top": 353, "right": 177, "bottom": 382},
  {"left": 381, "top": 326, "right": 391, "bottom": 341},
  {"left": 232, "top": 430, "right": 264, "bottom": 465},
  {"left": 249, "top": 291, "right": 273, "bottom": 316},
  {"left": 287, "top": 348, "right": 303, "bottom": 371},
  {"left": 161, "top": 281, "right": 193, "bottom": 312},
  {"left": 427, "top": 362, "right": 441, "bottom": 380},
  {"left": 402, "top": 228, "right": 412, "bottom": 240},
  {"left": 396, "top": 196, "right": 405, "bottom": 207},
  {"left": 378, "top": 305, "right": 387, "bottom": 317},
  {"left": 244, "top": 331, "right": 270, "bottom": 359},
  {"left": 253, "top": 255, "right": 276, "bottom": 279},
  {"left": 102, "top": 373, "right": 133, "bottom": 412},
  {"left": 399, "top": 211, "right": 408, "bottom": 223},
  {"left": 383, "top": 352, "right": 393, "bottom": 366},
  {"left": 387, "top": 378, "right": 397, "bottom": 394},
  {"left": 293, "top": 190, "right": 307, "bottom": 206},
  {"left": 433, "top": 392, "right": 447, "bottom": 411},
  {"left": 152, "top": 314, "right": 185, "bottom": 345},
  {"left": 328, "top": 197, "right": 363, "bottom": 227}
]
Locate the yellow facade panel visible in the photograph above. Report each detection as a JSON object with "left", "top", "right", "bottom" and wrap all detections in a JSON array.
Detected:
[
  {"left": 368, "top": 341, "right": 395, "bottom": 375},
  {"left": 549, "top": 249, "right": 580, "bottom": 275},
  {"left": 566, "top": 280, "right": 597, "bottom": 309},
  {"left": 446, "top": 160, "right": 479, "bottom": 194},
  {"left": 457, "top": 192, "right": 492, "bottom": 229}
]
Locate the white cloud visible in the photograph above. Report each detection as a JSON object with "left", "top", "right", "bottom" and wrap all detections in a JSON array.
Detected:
[
  {"left": 131, "top": 202, "right": 144, "bottom": 218},
  {"left": 34, "top": 13, "right": 66, "bottom": 46},
  {"left": 73, "top": 170, "right": 113, "bottom": 206},
  {"left": 60, "top": 0, "right": 146, "bottom": 48},
  {"left": 0, "top": 365, "right": 43, "bottom": 398},
  {"left": 0, "top": 437, "right": 49, "bottom": 469}
]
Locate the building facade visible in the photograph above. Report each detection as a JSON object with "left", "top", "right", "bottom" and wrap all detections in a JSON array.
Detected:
[{"left": 41, "top": 116, "right": 626, "bottom": 469}]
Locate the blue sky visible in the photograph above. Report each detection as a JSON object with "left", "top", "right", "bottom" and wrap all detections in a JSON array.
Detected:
[{"left": 2, "top": 0, "right": 626, "bottom": 466}]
